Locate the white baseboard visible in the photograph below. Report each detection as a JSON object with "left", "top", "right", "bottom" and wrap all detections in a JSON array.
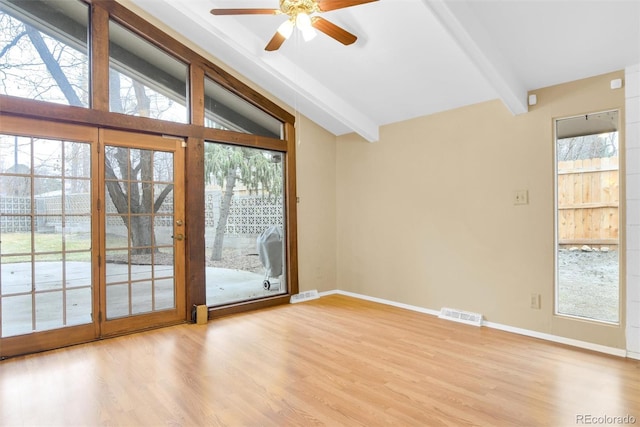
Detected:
[
  {"left": 320, "top": 290, "right": 628, "bottom": 358},
  {"left": 482, "top": 321, "right": 627, "bottom": 358},
  {"left": 321, "top": 289, "right": 440, "bottom": 316}
]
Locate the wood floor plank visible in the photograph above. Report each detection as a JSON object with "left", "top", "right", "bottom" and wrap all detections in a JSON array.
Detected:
[{"left": 1, "top": 294, "right": 638, "bottom": 426}]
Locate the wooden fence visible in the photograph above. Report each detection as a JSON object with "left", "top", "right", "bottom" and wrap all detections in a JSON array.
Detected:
[{"left": 557, "top": 157, "right": 618, "bottom": 247}]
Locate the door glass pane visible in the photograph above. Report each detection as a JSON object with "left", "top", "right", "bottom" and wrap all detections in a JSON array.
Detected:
[
  {"left": 65, "top": 216, "right": 91, "bottom": 250},
  {"left": 34, "top": 254, "right": 62, "bottom": 291},
  {"left": 155, "top": 246, "right": 174, "bottom": 279},
  {"left": 34, "top": 226, "right": 62, "bottom": 254},
  {"left": 154, "top": 152, "right": 173, "bottom": 181},
  {"left": 64, "top": 141, "right": 92, "bottom": 179},
  {"left": 106, "top": 283, "right": 128, "bottom": 319},
  {"left": 0, "top": 134, "right": 93, "bottom": 337},
  {"left": 67, "top": 258, "right": 91, "bottom": 288},
  {"left": 555, "top": 111, "right": 619, "bottom": 323},
  {"left": 1, "top": 295, "right": 32, "bottom": 337},
  {"left": 204, "top": 142, "right": 287, "bottom": 306},
  {"left": 1, "top": 260, "right": 31, "bottom": 295},
  {"left": 109, "top": 20, "right": 188, "bottom": 123},
  {"left": 104, "top": 145, "right": 176, "bottom": 319},
  {"left": 131, "top": 281, "right": 152, "bottom": 315},
  {"left": 67, "top": 287, "right": 91, "bottom": 326},
  {"left": 155, "top": 278, "right": 174, "bottom": 310},
  {"left": 36, "top": 291, "right": 63, "bottom": 331},
  {"left": 105, "top": 250, "right": 127, "bottom": 284},
  {"left": 0, "top": 0, "right": 89, "bottom": 107}
]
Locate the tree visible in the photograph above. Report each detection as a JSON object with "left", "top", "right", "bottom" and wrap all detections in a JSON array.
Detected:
[
  {"left": 106, "top": 74, "right": 160, "bottom": 254},
  {"left": 204, "top": 144, "right": 282, "bottom": 261},
  {"left": 1, "top": 11, "right": 174, "bottom": 255},
  {"left": 557, "top": 133, "right": 618, "bottom": 161},
  {"left": 0, "top": 11, "right": 88, "bottom": 105},
  {"left": 103, "top": 143, "right": 174, "bottom": 254}
]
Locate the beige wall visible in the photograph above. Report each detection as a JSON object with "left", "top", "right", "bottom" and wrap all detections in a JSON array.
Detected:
[
  {"left": 336, "top": 71, "right": 626, "bottom": 349},
  {"left": 295, "top": 116, "right": 338, "bottom": 293}
]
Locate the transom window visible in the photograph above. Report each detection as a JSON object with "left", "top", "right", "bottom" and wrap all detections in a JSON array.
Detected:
[
  {"left": 0, "top": 0, "right": 89, "bottom": 107},
  {"left": 204, "top": 75, "right": 283, "bottom": 138},
  {"left": 108, "top": 19, "right": 188, "bottom": 123}
]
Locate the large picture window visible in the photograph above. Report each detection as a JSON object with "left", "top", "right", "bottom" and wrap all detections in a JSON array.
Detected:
[
  {"left": 555, "top": 111, "right": 620, "bottom": 323},
  {"left": 203, "top": 142, "right": 286, "bottom": 307}
]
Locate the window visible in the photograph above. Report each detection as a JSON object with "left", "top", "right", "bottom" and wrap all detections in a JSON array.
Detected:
[
  {"left": 204, "top": 76, "right": 283, "bottom": 138},
  {"left": 108, "top": 20, "right": 188, "bottom": 123},
  {"left": 0, "top": 0, "right": 89, "bottom": 107},
  {"left": 555, "top": 111, "right": 620, "bottom": 323},
  {"left": 203, "top": 142, "right": 286, "bottom": 306}
]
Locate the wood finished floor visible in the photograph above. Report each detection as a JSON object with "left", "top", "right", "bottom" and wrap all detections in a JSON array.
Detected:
[{"left": 1, "top": 294, "right": 639, "bottom": 426}]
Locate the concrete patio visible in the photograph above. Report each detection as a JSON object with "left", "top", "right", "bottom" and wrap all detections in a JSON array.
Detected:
[{"left": 0, "top": 261, "right": 283, "bottom": 337}]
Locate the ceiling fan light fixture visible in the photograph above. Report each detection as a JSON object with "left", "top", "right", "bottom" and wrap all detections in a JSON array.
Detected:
[
  {"left": 277, "top": 19, "right": 295, "bottom": 38},
  {"left": 295, "top": 12, "right": 312, "bottom": 31},
  {"left": 295, "top": 11, "right": 316, "bottom": 41},
  {"left": 301, "top": 26, "right": 317, "bottom": 41}
]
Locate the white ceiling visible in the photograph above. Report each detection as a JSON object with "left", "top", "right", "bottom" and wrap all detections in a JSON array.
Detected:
[{"left": 126, "top": 0, "right": 640, "bottom": 142}]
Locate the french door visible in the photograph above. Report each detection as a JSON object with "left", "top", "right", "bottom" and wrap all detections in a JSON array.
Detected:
[
  {"left": 0, "top": 118, "right": 185, "bottom": 357},
  {"left": 99, "top": 129, "right": 185, "bottom": 336}
]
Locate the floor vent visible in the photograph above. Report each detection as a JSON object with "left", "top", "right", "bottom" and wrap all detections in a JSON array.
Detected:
[
  {"left": 438, "top": 307, "right": 483, "bottom": 327},
  {"left": 290, "top": 290, "right": 319, "bottom": 304}
]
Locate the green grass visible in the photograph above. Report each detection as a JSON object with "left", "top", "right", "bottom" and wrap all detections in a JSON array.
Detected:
[{"left": 1, "top": 232, "right": 93, "bottom": 263}]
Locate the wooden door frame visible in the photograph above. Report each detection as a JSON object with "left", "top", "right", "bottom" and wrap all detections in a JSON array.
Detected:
[{"left": 98, "top": 129, "right": 186, "bottom": 337}]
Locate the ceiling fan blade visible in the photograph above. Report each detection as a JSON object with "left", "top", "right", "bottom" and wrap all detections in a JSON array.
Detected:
[
  {"left": 311, "top": 17, "right": 357, "bottom": 45},
  {"left": 316, "top": 0, "right": 378, "bottom": 12},
  {"left": 211, "top": 9, "right": 280, "bottom": 15},
  {"left": 265, "top": 31, "right": 287, "bottom": 51}
]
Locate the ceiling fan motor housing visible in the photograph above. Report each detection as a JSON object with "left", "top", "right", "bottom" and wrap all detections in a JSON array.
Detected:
[{"left": 280, "top": 0, "right": 319, "bottom": 16}]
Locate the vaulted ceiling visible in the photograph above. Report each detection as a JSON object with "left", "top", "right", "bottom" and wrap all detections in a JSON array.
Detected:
[{"left": 126, "top": 0, "right": 639, "bottom": 142}]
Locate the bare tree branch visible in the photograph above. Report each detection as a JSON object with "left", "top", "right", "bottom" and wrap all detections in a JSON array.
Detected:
[
  {"left": 0, "top": 30, "right": 26, "bottom": 59},
  {"left": 24, "top": 25, "right": 83, "bottom": 107},
  {"left": 154, "top": 184, "right": 174, "bottom": 213}
]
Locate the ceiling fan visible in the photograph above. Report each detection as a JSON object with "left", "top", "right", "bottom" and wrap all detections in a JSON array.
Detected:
[{"left": 211, "top": 0, "right": 378, "bottom": 51}]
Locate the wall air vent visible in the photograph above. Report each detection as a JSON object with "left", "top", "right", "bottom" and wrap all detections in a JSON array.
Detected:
[
  {"left": 290, "top": 290, "right": 319, "bottom": 304},
  {"left": 438, "top": 307, "right": 483, "bottom": 327}
]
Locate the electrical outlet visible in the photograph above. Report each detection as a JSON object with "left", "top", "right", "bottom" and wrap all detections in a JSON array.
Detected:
[
  {"left": 530, "top": 293, "right": 541, "bottom": 309},
  {"left": 514, "top": 190, "right": 529, "bottom": 205}
]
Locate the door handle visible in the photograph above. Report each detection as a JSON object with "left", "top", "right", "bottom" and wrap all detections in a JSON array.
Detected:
[{"left": 172, "top": 234, "right": 185, "bottom": 241}]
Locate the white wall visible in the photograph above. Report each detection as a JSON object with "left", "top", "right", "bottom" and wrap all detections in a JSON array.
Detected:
[{"left": 626, "top": 64, "right": 640, "bottom": 359}]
